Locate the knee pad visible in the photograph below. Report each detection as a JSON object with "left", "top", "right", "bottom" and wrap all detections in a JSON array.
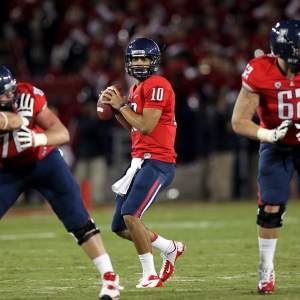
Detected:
[
  {"left": 256, "top": 205, "right": 286, "bottom": 228},
  {"left": 69, "top": 219, "right": 100, "bottom": 245}
]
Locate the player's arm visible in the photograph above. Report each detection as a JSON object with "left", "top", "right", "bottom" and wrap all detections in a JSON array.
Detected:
[
  {"left": 35, "top": 106, "right": 70, "bottom": 145},
  {"left": 114, "top": 113, "right": 132, "bottom": 131},
  {"left": 231, "top": 83, "right": 261, "bottom": 140},
  {"left": 0, "top": 111, "right": 29, "bottom": 131},
  {"left": 17, "top": 106, "right": 70, "bottom": 149},
  {"left": 232, "top": 82, "right": 292, "bottom": 143},
  {"left": 118, "top": 106, "right": 161, "bottom": 135},
  {"left": 102, "top": 86, "right": 162, "bottom": 135}
]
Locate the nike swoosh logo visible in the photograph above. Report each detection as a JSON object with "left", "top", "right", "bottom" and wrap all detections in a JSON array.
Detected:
[
  {"left": 165, "top": 265, "right": 171, "bottom": 274},
  {"left": 141, "top": 282, "right": 152, "bottom": 287},
  {"left": 260, "top": 283, "right": 268, "bottom": 288}
]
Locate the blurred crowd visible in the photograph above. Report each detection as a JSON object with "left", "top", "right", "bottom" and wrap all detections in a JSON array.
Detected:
[{"left": 1, "top": 0, "right": 299, "bottom": 202}]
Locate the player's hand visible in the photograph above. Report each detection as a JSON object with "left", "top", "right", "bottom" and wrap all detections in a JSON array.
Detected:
[
  {"left": 17, "top": 125, "right": 47, "bottom": 149},
  {"left": 272, "top": 120, "right": 293, "bottom": 142},
  {"left": 294, "top": 123, "right": 300, "bottom": 141},
  {"left": 16, "top": 93, "right": 34, "bottom": 123},
  {"left": 257, "top": 120, "right": 293, "bottom": 143}
]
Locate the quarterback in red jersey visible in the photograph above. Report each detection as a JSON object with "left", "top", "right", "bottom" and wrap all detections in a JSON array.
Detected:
[
  {"left": 0, "top": 65, "right": 123, "bottom": 300},
  {"left": 128, "top": 74, "right": 177, "bottom": 163},
  {"left": 101, "top": 38, "right": 185, "bottom": 288},
  {"left": 232, "top": 20, "right": 300, "bottom": 294}
]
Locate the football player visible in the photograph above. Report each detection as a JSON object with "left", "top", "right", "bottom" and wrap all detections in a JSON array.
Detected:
[
  {"left": 232, "top": 19, "right": 300, "bottom": 294},
  {"left": 101, "top": 37, "right": 186, "bottom": 288},
  {"left": 0, "top": 65, "right": 123, "bottom": 300}
]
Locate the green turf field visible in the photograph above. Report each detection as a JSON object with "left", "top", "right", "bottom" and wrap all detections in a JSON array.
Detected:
[{"left": 1, "top": 200, "right": 300, "bottom": 299}]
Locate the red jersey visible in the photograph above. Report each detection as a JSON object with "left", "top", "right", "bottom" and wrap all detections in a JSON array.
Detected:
[
  {"left": 242, "top": 54, "right": 300, "bottom": 146},
  {"left": 0, "top": 82, "right": 55, "bottom": 168},
  {"left": 128, "top": 75, "right": 177, "bottom": 163}
]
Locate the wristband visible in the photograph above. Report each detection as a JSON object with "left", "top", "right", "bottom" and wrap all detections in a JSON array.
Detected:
[
  {"left": 257, "top": 127, "right": 273, "bottom": 143},
  {"left": 119, "top": 103, "right": 128, "bottom": 112},
  {"left": 34, "top": 133, "right": 48, "bottom": 146}
]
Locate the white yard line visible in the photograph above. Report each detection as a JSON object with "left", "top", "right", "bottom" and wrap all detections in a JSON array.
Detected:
[
  {"left": 0, "top": 232, "right": 56, "bottom": 240},
  {"left": 0, "top": 217, "right": 298, "bottom": 240},
  {"left": 144, "top": 217, "right": 299, "bottom": 229}
]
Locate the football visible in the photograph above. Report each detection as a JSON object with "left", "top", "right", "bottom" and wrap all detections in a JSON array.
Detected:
[{"left": 97, "top": 85, "right": 123, "bottom": 120}]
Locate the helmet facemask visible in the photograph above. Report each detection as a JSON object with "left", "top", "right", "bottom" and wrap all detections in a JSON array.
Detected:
[
  {"left": 0, "top": 79, "right": 19, "bottom": 111},
  {"left": 285, "top": 44, "right": 300, "bottom": 66},
  {"left": 125, "top": 55, "right": 159, "bottom": 79}
]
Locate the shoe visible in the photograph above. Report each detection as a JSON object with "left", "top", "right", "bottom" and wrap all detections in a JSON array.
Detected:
[
  {"left": 99, "top": 272, "right": 124, "bottom": 300},
  {"left": 159, "top": 241, "right": 186, "bottom": 282},
  {"left": 136, "top": 275, "right": 163, "bottom": 288},
  {"left": 257, "top": 266, "right": 275, "bottom": 294}
]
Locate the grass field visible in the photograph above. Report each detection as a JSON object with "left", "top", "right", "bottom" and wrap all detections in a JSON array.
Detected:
[{"left": 1, "top": 200, "right": 300, "bottom": 300}]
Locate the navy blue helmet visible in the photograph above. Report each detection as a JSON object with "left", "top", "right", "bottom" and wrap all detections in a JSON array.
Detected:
[
  {"left": 270, "top": 20, "right": 300, "bottom": 66},
  {"left": 0, "top": 65, "right": 16, "bottom": 95},
  {"left": 125, "top": 38, "right": 161, "bottom": 80},
  {"left": 0, "top": 65, "right": 18, "bottom": 110}
]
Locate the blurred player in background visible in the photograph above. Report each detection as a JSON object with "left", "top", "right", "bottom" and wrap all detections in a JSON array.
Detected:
[
  {"left": 232, "top": 19, "right": 300, "bottom": 294},
  {"left": 0, "top": 65, "right": 123, "bottom": 300},
  {"left": 101, "top": 37, "right": 186, "bottom": 288}
]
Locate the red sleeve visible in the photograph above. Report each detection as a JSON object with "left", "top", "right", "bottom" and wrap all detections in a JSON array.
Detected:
[
  {"left": 17, "top": 82, "right": 47, "bottom": 130},
  {"left": 241, "top": 54, "right": 278, "bottom": 93},
  {"left": 0, "top": 82, "right": 54, "bottom": 167}
]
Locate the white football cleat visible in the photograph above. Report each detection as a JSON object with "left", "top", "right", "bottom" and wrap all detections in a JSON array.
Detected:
[
  {"left": 136, "top": 275, "right": 163, "bottom": 288},
  {"left": 159, "top": 241, "right": 186, "bottom": 282},
  {"left": 99, "top": 272, "right": 124, "bottom": 300},
  {"left": 257, "top": 265, "right": 275, "bottom": 294}
]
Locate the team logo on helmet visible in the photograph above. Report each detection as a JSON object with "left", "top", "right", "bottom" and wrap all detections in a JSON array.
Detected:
[{"left": 277, "top": 29, "right": 288, "bottom": 43}]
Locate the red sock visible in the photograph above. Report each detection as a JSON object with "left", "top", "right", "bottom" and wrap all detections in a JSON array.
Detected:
[{"left": 152, "top": 233, "right": 159, "bottom": 242}]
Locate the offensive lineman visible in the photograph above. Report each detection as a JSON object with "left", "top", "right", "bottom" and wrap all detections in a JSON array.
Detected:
[
  {"left": 232, "top": 19, "right": 300, "bottom": 294},
  {"left": 0, "top": 65, "right": 123, "bottom": 300}
]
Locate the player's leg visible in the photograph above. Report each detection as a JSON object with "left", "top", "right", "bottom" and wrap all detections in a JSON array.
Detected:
[
  {"left": 122, "top": 160, "right": 185, "bottom": 286},
  {"left": 111, "top": 175, "right": 161, "bottom": 287},
  {"left": 111, "top": 192, "right": 130, "bottom": 237},
  {"left": 256, "top": 143, "right": 294, "bottom": 294},
  {"left": 34, "top": 149, "right": 123, "bottom": 299},
  {"left": 121, "top": 162, "right": 166, "bottom": 288},
  {"left": 113, "top": 192, "right": 186, "bottom": 280},
  {"left": 0, "top": 168, "right": 26, "bottom": 218},
  {"left": 151, "top": 232, "right": 186, "bottom": 282},
  {"left": 113, "top": 197, "right": 186, "bottom": 282},
  {"left": 141, "top": 161, "right": 186, "bottom": 282}
]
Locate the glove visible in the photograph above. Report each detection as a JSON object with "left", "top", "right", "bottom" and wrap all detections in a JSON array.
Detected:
[
  {"left": 295, "top": 123, "right": 300, "bottom": 141},
  {"left": 257, "top": 120, "right": 293, "bottom": 143},
  {"left": 16, "top": 93, "right": 34, "bottom": 122},
  {"left": 273, "top": 120, "right": 293, "bottom": 141},
  {"left": 17, "top": 125, "right": 47, "bottom": 149}
]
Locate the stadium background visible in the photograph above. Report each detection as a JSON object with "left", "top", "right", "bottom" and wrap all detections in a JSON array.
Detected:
[{"left": 0, "top": 0, "right": 298, "bottom": 203}]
